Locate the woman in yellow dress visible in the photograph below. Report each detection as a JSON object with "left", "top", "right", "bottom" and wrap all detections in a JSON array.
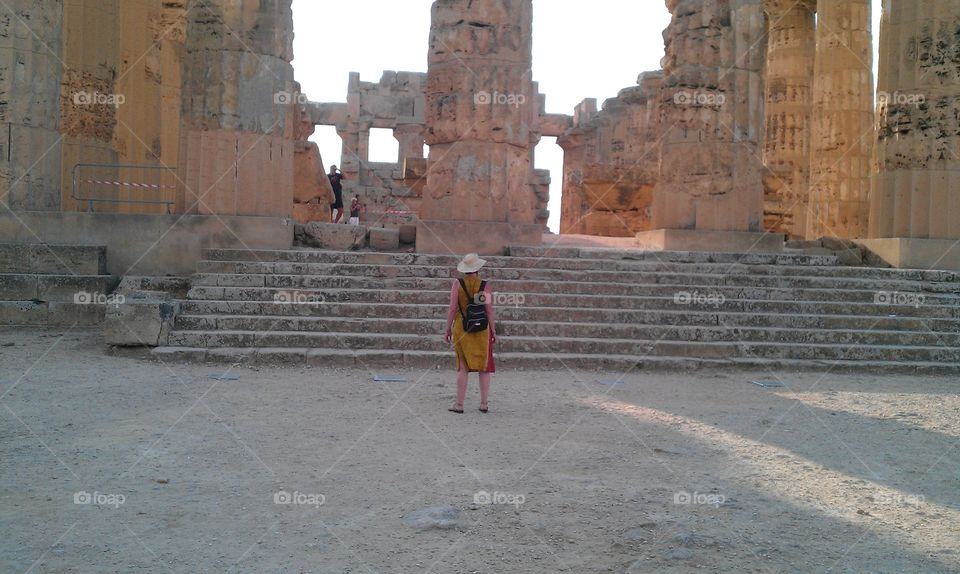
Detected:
[{"left": 444, "top": 253, "right": 497, "bottom": 414}]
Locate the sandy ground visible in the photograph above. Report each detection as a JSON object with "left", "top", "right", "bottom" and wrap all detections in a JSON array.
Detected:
[{"left": 1, "top": 327, "right": 959, "bottom": 574}]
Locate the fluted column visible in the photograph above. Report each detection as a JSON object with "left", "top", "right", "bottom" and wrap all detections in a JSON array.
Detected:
[
  {"left": 762, "top": 0, "right": 816, "bottom": 238},
  {"left": 869, "top": 0, "right": 960, "bottom": 240},
  {"left": 808, "top": 0, "right": 874, "bottom": 239}
]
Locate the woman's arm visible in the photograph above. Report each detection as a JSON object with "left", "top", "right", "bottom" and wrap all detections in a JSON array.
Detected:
[
  {"left": 484, "top": 282, "right": 496, "bottom": 343},
  {"left": 445, "top": 280, "right": 459, "bottom": 343}
]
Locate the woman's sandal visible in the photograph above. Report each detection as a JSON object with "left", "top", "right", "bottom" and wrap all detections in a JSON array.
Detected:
[
  {"left": 448, "top": 406, "right": 464, "bottom": 414},
  {"left": 479, "top": 403, "right": 489, "bottom": 414}
]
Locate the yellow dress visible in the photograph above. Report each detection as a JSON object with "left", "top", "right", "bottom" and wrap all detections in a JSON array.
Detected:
[{"left": 452, "top": 276, "right": 494, "bottom": 373}]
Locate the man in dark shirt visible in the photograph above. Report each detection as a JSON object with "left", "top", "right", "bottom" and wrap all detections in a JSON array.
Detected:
[{"left": 328, "top": 165, "right": 345, "bottom": 223}]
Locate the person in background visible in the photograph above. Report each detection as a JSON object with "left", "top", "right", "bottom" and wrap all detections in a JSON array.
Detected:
[
  {"left": 328, "top": 165, "right": 345, "bottom": 223},
  {"left": 445, "top": 253, "right": 496, "bottom": 414},
  {"left": 348, "top": 196, "right": 364, "bottom": 226}
]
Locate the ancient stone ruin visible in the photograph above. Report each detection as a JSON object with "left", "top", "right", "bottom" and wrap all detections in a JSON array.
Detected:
[
  {"left": 3, "top": 0, "right": 957, "bottom": 266},
  {"left": 0, "top": 0, "right": 959, "bottom": 371}
]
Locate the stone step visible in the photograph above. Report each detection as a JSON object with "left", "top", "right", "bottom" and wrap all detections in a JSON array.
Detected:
[
  {"left": 176, "top": 301, "right": 960, "bottom": 333},
  {"left": 194, "top": 257, "right": 960, "bottom": 285},
  {"left": 0, "top": 300, "right": 106, "bottom": 326},
  {"left": 193, "top": 268, "right": 960, "bottom": 295},
  {"left": 203, "top": 247, "right": 848, "bottom": 268},
  {"left": 0, "top": 273, "right": 118, "bottom": 302},
  {"left": 188, "top": 272, "right": 960, "bottom": 303},
  {"left": 183, "top": 287, "right": 960, "bottom": 319},
  {"left": 199, "top": 247, "right": 960, "bottom": 282},
  {"left": 165, "top": 330, "right": 960, "bottom": 363},
  {"left": 172, "top": 314, "right": 960, "bottom": 347},
  {"left": 150, "top": 346, "right": 960, "bottom": 375},
  {"left": 0, "top": 243, "right": 107, "bottom": 275}
]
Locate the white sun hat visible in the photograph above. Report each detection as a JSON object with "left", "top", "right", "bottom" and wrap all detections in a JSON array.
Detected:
[{"left": 457, "top": 253, "right": 487, "bottom": 274}]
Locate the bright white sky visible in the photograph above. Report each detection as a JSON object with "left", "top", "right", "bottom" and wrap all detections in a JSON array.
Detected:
[{"left": 292, "top": 0, "right": 882, "bottom": 233}]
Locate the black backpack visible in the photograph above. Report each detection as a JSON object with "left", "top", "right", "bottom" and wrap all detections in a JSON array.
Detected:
[{"left": 457, "top": 278, "right": 489, "bottom": 333}]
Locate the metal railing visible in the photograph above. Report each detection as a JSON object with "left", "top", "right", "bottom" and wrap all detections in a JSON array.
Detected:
[{"left": 71, "top": 163, "right": 178, "bottom": 214}]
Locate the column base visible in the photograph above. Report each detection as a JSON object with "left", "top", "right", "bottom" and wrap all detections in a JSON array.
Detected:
[
  {"left": 415, "top": 220, "right": 542, "bottom": 255},
  {"left": 856, "top": 238, "right": 960, "bottom": 271},
  {"left": 635, "top": 229, "right": 784, "bottom": 253}
]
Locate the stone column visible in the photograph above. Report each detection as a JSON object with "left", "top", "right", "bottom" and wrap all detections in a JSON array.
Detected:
[
  {"left": 860, "top": 0, "right": 960, "bottom": 270},
  {"left": 762, "top": 0, "right": 816, "bottom": 238},
  {"left": 649, "top": 0, "right": 773, "bottom": 251},
  {"left": 0, "top": 1, "right": 64, "bottom": 211},
  {"left": 807, "top": 0, "right": 874, "bottom": 239},
  {"left": 59, "top": 0, "right": 120, "bottom": 212},
  {"left": 869, "top": 0, "right": 960, "bottom": 241},
  {"left": 394, "top": 124, "right": 425, "bottom": 162},
  {"left": 114, "top": 0, "right": 186, "bottom": 214},
  {"left": 417, "top": 0, "right": 542, "bottom": 255},
  {"left": 176, "top": 0, "right": 295, "bottom": 217},
  {"left": 557, "top": 99, "right": 596, "bottom": 235}
]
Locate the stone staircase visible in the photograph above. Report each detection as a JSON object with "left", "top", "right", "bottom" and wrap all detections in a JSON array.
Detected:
[
  {"left": 0, "top": 243, "right": 117, "bottom": 326},
  {"left": 152, "top": 246, "right": 960, "bottom": 373}
]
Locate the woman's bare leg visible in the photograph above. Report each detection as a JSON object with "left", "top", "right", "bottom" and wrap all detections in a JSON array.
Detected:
[
  {"left": 478, "top": 372, "right": 490, "bottom": 409},
  {"left": 454, "top": 357, "right": 469, "bottom": 410}
]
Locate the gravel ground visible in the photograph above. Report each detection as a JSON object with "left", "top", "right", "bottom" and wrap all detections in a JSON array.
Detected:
[{"left": 1, "top": 327, "right": 958, "bottom": 573}]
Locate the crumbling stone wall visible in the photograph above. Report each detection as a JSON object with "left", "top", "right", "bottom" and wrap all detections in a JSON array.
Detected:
[
  {"left": 311, "top": 71, "right": 428, "bottom": 226},
  {"left": 309, "top": 68, "right": 557, "bottom": 232},
  {"left": 293, "top": 93, "right": 334, "bottom": 224},
  {"left": 559, "top": 72, "right": 662, "bottom": 237}
]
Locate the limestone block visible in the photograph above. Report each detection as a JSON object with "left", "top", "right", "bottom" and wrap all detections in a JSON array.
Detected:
[
  {"left": 295, "top": 223, "right": 367, "bottom": 250},
  {"left": 292, "top": 202, "right": 330, "bottom": 225},
  {"left": 294, "top": 141, "right": 334, "bottom": 204},
  {"left": 183, "top": 0, "right": 293, "bottom": 61},
  {"left": 178, "top": 130, "right": 294, "bottom": 217},
  {"left": 104, "top": 296, "right": 179, "bottom": 347},
  {"left": 398, "top": 225, "right": 417, "bottom": 245},
  {"left": 369, "top": 227, "right": 400, "bottom": 251},
  {"left": 181, "top": 50, "right": 294, "bottom": 134}
]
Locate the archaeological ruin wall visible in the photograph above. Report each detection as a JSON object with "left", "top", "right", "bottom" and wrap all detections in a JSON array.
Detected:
[{"left": 558, "top": 72, "right": 662, "bottom": 237}]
